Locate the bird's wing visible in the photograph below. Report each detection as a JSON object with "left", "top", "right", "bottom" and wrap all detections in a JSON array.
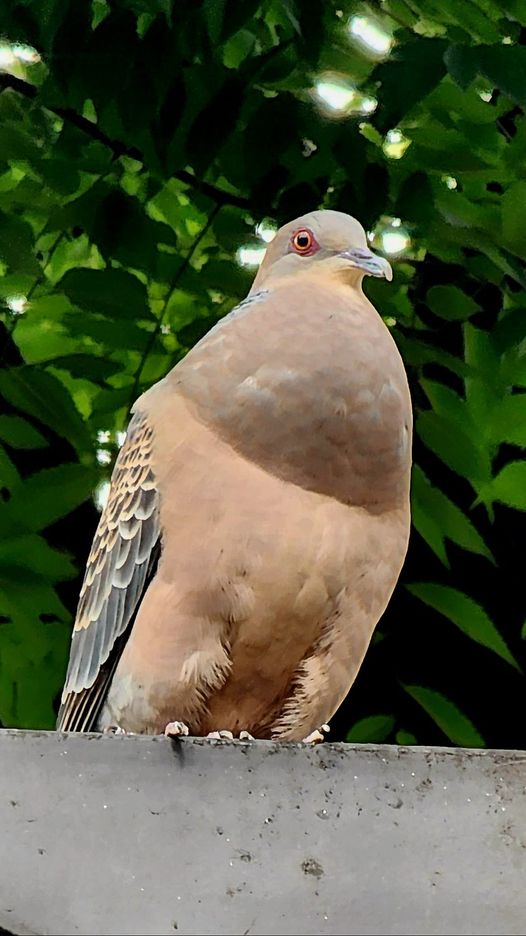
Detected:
[{"left": 56, "top": 410, "right": 161, "bottom": 731}]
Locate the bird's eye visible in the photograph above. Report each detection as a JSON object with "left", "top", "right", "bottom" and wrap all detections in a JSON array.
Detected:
[{"left": 291, "top": 229, "right": 315, "bottom": 254}]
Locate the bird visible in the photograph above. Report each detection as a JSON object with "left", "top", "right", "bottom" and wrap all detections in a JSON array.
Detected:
[{"left": 56, "top": 209, "right": 412, "bottom": 742}]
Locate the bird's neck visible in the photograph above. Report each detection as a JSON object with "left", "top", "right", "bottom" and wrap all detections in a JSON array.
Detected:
[{"left": 252, "top": 267, "right": 366, "bottom": 299}]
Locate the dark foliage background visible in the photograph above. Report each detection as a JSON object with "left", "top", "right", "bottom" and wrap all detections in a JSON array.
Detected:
[{"left": 0, "top": 0, "right": 525, "bottom": 746}]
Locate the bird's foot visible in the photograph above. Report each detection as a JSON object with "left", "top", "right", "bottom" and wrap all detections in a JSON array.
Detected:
[
  {"left": 164, "top": 720, "right": 190, "bottom": 738},
  {"left": 206, "top": 730, "right": 255, "bottom": 741},
  {"left": 302, "top": 724, "right": 330, "bottom": 744},
  {"left": 103, "top": 724, "right": 129, "bottom": 735},
  {"left": 239, "top": 730, "right": 255, "bottom": 741}
]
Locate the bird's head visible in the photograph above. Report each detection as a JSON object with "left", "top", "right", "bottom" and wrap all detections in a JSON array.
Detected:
[{"left": 250, "top": 209, "right": 392, "bottom": 293}]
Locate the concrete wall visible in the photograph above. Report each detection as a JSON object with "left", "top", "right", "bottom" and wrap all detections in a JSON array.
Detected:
[{"left": 0, "top": 730, "right": 525, "bottom": 936}]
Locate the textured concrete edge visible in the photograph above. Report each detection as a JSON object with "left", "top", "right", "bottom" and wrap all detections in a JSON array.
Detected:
[
  {"left": 0, "top": 915, "right": 40, "bottom": 936},
  {"left": 2, "top": 729, "right": 526, "bottom": 936},
  {"left": 0, "top": 910, "right": 41, "bottom": 936},
  {"left": 1, "top": 727, "right": 525, "bottom": 762}
]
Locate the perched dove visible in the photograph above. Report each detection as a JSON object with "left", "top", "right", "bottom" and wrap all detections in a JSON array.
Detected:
[{"left": 57, "top": 210, "right": 412, "bottom": 741}]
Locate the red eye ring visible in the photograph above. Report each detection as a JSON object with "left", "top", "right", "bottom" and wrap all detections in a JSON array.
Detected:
[{"left": 291, "top": 228, "right": 315, "bottom": 254}]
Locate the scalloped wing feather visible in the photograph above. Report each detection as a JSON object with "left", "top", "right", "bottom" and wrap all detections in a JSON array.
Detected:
[{"left": 56, "top": 411, "right": 161, "bottom": 731}]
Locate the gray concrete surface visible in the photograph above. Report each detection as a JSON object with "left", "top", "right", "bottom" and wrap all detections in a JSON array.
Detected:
[{"left": 0, "top": 731, "right": 525, "bottom": 936}]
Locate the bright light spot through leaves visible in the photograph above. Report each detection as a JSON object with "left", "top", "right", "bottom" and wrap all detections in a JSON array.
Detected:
[
  {"left": 360, "top": 95, "right": 377, "bottom": 114},
  {"left": 255, "top": 220, "right": 277, "bottom": 244},
  {"left": 0, "top": 46, "right": 16, "bottom": 69},
  {"left": 94, "top": 481, "right": 110, "bottom": 512},
  {"left": 314, "top": 76, "right": 377, "bottom": 117},
  {"left": 5, "top": 295, "right": 27, "bottom": 315},
  {"left": 315, "top": 78, "right": 355, "bottom": 114},
  {"left": 383, "top": 128, "right": 411, "bottom": 159},
  {"left": 12, "top": 43, "right": 40, "bottom": 62},
  {"left": 237, "top": 245, "right": 266, "bottom": 267},
  {"left": 380, "top": 220, "right": 411, "bottom": 256},
  {"left": 0, "top": 41, "right": 40, "bottom": 72},
  {"left": 348, "top": 15, "right": 393, "bottom": 57}
]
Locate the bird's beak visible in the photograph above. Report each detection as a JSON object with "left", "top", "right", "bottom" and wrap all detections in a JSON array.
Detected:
[{"left": 339, "top": 246, "right": 393, "bottom": 281}]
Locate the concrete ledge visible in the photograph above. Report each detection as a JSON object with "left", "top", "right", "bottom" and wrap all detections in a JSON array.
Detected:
[{"left": 0, "top": 731, "right": 525, "bottom": 935}]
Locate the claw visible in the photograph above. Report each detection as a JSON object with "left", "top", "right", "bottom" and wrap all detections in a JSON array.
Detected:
[
  {"left": 303, "top": 724, "right": 330, "bottom": 744},
  {"left": 207, "top": 730, "right": 234, "bottom": 740},
  {"left": 239, "top": 731, "right": 255, "bottom": 741},
  {"left": 103, "top": 725, "right": 128, "bottom": 735},
  {"left": 164, "top": 721, "right": 190, "bottom": 738}
]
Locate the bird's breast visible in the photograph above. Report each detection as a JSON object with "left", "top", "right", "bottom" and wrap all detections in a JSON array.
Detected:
[{"left": 174, "top": 293, "right": 412, "bottom": 509}]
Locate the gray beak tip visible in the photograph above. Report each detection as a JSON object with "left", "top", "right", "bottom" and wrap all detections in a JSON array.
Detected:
[{"left": 340, "top": 247, "right": 393, "bottom": 282}]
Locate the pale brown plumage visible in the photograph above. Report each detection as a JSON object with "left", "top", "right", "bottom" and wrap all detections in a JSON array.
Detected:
[{"left": 57, "top": 209, "right": 412, "bottom": 740}]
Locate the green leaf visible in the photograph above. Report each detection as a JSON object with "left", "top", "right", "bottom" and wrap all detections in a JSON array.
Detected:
[
  {"left": 0, "top": 125, "right": 42, "bottom": 162},
  {"left": 492, "top": 308, "right": 526, "bottom": 356},
  {"left": 223, "top": 29, "right": 256, "bottom": 69},
  {"left": 420, "top": 380, "right": 474, "bottom": 431},
  {"left": 218, "top": 0, "right": 261, "bottom": 42},
  {"left": 0, "top": 579, "right": 70, "bottom": 729},
  {"left": 0, "top": 445, "right": 20, "bottom": 492},
  {"left": 39, "top": 158, "right": 81, "bottom": 196},
  {"left": 91, "top": 189, "right": 177, "bottom": 271},
  {"left": 502, "top": 182, "right": 526, "bottom": 260},
  {"left": 46, "top": 354, "right": 123, "bottom": 382},
  {"left": 403, "top": 685, "right": 484, "bottom": 748},
  {"left": 346, "top": 715, "right": 395, "bottom": 743},
  {"left": 374, "top": 39, "right": 448, "bottom": 129},
  {"left": 0, "top": 210, "right": 39, "bottom": 275},
  {"left": 0, "top": 366, "right": 92, "bottom": 456},
  {"left": 478, "top": 45, "right": 526, "bottom": 109},
  {"left": 464, "top": 324, "right": 502, "bottom": 429},
  {"left": 411, "top": 495, "right": 448, "bottom": 566},
  {"left": 416, "top": 411, "right": 490, "bottom": 487},
  {"left": 445, "top": 45, "right": 481, "bottom": 89},
  {"left": 23, "top": 294, "right": 74, "bottom": 318},
  {"left": 489, "top": 395, "right": 526, "bottom": 447},
  {"left": 59, "top": 268, "right": 152, "bottom": 321},
  {"left": 187, "top": 76, "right": 245, "bottom": 174},
  {"left": 407, "top": 583, "right": 519, "bottom": 671},
  {"left": 0, "top": 273, "right": 34, "bottom": 301},
  {"left": 204, "top": 259, "right": 251, "bottom": 298},
  {"left": 177, "top": 314, "right": 219, "bottom": 348},
  {"left": 446, "top": 45, "right": 526, "bottom": 108},
  {"left": 0, "top": 534, "right": 77, "bottom": 584},
  {"left": 64, "top": 313, "right": 151, "bottom": 352},
  {"left": 396, "top": 335, "right": 471, "bottom": 378},
  {"left": 0, "top": 415, "right": 48, "bottom": 450},
  {"left": 411, "top": 465, "right": 493, "bottom": 564},
  {"left": 426, "top": 285, "right": 479, "bottom": 322},
  {"left": 2, "top": 464, "right": 97, "bottom": 532},
  {"left": 486, "top": 462, "right": 526, "bottom": 510},
  {"left": 395, "top": 730, "right": 417, "bottom": 746},
  {"left": 203, "top": 0, "right": 225, "bottom": 43}
]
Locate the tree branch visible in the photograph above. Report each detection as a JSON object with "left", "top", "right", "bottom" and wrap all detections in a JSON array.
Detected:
[{"left": 0, "top": 73, "right": 249, "bottom": 209}]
